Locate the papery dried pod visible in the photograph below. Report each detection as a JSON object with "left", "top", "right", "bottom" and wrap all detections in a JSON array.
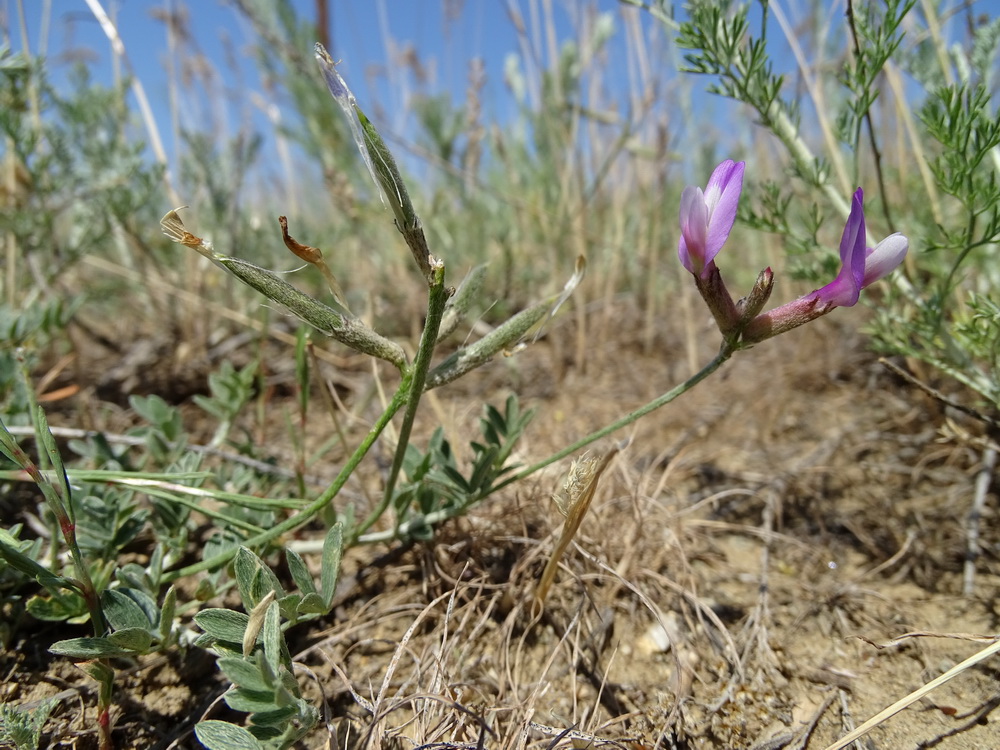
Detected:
[
  {"left": 535, "top": 442, "right": 621, "bottom": 608},
  {"left": 160, "top": 208, "right": 405, "bottom": 369},
  {"left": 243, "top": 589, "right": 276, "bottom": 657}
]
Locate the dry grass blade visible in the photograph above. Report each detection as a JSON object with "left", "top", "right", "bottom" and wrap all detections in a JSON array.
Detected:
[
  {"left": 82, "top": 0, "right": 177, "bottom": 203},
  {"left": 363, "top": 591, "right": 454, "bottom": 750},
  {"left": 822, "top": 637, "right": 1000, "bottom": 750},
  {"left": 535, "top": 442, "right": 622, "bottom": 608}
]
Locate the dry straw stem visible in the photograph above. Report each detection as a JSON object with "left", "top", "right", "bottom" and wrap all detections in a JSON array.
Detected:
[
  {"left": 822, "top": 636, "right": 1000, "bottom": 750},
  {"left": 82, "top": 0, "right": 178, "bottom": 205},
  {"left": 770, "top": 1, "right": 851, "bottom": 200},
  {"left": 160, "top": 208, "right": 407, "bottom": 370},
  {"left": 535, "top": 442, "right": 623, "bottom": 608},
  {"left": 362, "top": 590, "right": 454, "bottom": 746}
]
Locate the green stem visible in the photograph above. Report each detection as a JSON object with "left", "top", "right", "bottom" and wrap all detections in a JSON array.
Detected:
[
  {"left": 11, "top": 354, "right": 107, "bottom": 633},
  {"left": 162, "top": 382, "right": 410, "bottom": 582},
  {"left": 359, "top": 265, "right": 450, "bottom": 539},
  {"left": 3, "top": 441, "right": 105, "bottom": 629},
  {"left": 494, "top": 345, "right": 735, "bottom": 491}
]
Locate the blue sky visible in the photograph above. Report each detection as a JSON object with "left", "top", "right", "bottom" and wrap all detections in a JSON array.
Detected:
[
  {"left": 16, "top": 2, "right": 683, "bottom": 176},
  {"left": 7, "top": 1, "right": 991, "bottom": 199},
  {"left": 42, "top": 1, "right": 548, "bottom": 118}
]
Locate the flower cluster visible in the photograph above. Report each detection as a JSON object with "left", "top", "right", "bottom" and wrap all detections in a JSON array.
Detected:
[{"left": 678, "top": 160, "right": 908, "bottom": 346}]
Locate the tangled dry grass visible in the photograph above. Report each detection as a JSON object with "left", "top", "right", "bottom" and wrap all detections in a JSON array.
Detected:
[{"left": 8, "top": 301, "right": 998, "bottom": 749}]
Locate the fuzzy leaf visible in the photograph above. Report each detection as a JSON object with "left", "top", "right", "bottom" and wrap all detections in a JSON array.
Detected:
[
  {"left": 48, "top": 636, "right": 132, "bottom": 659},
  {"left": 248, "top": 705, "right": 298, "bottom": 727},
  {"left": 159, "top": 586, "right": 177, "bottom": 641},
  {"left": 0, "top": 531, "right": 68, "bottom": 592},
  {"left": 285, "top": 549, "right": 317, "bottom": 597},
  {"left": 320, "top": 524, "right": 344, "bottom": 609},
  {"left": 77, "top": 660, "right": 115, "bottom": 685},
  {"left": 26, "top": 591, "right": 89, "bottom": 622},
  {"left": 108, "top": 627, "right": 153, "bottom": 653},
  {"left": 195, "top": 720, "right": 265, "bottom": 750},
  {"left": 102, "top": 589, "right": 154, "bottom": 630},
  {"left": 234, "top": 547, "right": 265, "bottom": 608},
  {"left": 224, "top": 687, "right": 277, "bottom": 714},
  {"left": 261, "top": 601, "right": 282, "bottom": 677},
  {"left": 195, "top": 608, "right": 249, "bottom": 643},
  {"left": 296, "top": 592, "right": 327, "bottom": 615},
  {"left": 218, "top": 657, "right": 270, "bottom": 692}
]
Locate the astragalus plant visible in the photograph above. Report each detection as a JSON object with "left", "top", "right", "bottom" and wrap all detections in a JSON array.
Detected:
[{"left": 157, "top": 42, "right": 905, "bottom": 743}]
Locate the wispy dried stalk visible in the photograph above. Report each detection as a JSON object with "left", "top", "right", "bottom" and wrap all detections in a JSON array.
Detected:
[{"left": 535, "top": 442, "right": 622, "bottom": 608}]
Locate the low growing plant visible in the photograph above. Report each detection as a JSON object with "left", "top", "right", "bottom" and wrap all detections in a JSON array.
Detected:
[
  {"left": 151, "top": 47, "right": 905, "bottom": 744},
  {"left": 1, "top": 24, "right": 916, "bottom": 744},
  {"left": 0, "top": 697, "right": 57, "bottom": 750}
]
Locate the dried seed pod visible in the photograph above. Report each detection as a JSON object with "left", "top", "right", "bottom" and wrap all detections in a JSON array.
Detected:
[{"left": 535, "top": 443, "right": 621, "bottom": 608}]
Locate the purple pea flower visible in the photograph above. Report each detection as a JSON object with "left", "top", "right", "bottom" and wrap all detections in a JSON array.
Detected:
[
  {"left": 862, "top": 233, "right": 909, "bottom": 287},
  {"left": 742, "top": 187, "right": 908, "bottom": 344},
  {"left": 678, "top": 159, "right": 745, "bottom": 278},
  {"left": 813, "top": 188, "right": 868, "bottom": 307},
  {"left": 811, "top": 188, "right": 909, "bottom": 307}
]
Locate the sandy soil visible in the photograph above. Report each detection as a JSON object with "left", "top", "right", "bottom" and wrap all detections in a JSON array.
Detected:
[{"left": 4, "top": 302, "right": 999, "bottom": 749}]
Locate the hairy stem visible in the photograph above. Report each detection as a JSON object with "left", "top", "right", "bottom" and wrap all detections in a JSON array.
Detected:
[
  {"left": 163, "top": 382, "right": 410, "bottom": 582},
  {"left": 495, "top": 345, "right": 735, "bottom": 491},
  {"left": 360, "top": 264, "right": 450, "bottom": 539}
]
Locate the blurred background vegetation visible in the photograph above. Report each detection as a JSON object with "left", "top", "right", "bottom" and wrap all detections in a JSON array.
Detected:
[
  {"left": 1, "top": 0, "right": 998, "bottom": 573},
  {"left": 2, "top": 1, "right": 996, "bottom": 417},
  {"left": 1, "top": 0, "right": 998, "bottom": 567}
]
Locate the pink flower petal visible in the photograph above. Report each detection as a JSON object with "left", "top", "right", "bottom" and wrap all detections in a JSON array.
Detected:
[
  {"left": 816, "top": 188, "right": 866, "bottom": 307},
  {"left": 703, "top": 160, "right": 744, "bottom": 259},
  {"left": 678, "top": 186, "right": 707, "bottom": 273},
  {"left": 862, "top": 233, "right": 908, "bottom": 287},
  {"left": 677, "top": 160, "right": 745, "bottom": 276}
]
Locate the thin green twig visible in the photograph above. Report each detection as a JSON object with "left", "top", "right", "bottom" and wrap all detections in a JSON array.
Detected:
[
  {"left": 493, "top": 344, "right": 735, "bottom": 492},
  {"left": 359, "top": 263, "right": 450, "bottom": 540}
]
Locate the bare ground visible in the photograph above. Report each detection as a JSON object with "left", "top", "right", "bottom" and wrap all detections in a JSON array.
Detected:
[{"left": 4, "top": 301, "right": 999, "bottom": 749}]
